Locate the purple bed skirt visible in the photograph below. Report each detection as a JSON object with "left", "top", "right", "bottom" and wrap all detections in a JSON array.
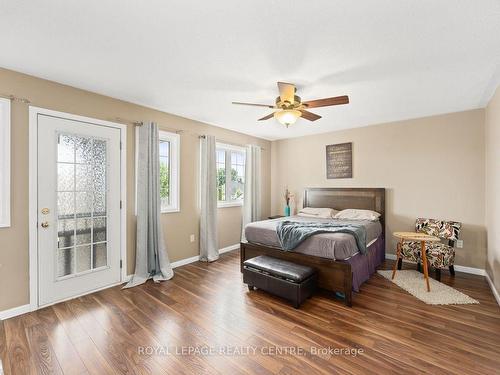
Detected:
[{"left": 344, "top": 236, "right": 385, "bottom": 292}]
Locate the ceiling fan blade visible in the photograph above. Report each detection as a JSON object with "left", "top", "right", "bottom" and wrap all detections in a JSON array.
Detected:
[
  {"left": 277, "top": 82, "right": 296, "bottom": 103},
  {"left": 303, "top": 95, "right": 349, "bottom": 108},
  {"left": 258, "top": 113, "right": 275, "bottom": 121},
  {"left": 300, "top": 110, "right": 322, "bottom": 121},
  {"left": 232, "top": 101, "right": 275, "bottom": 108}
]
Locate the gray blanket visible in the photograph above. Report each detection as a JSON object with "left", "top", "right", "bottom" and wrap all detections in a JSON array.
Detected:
[{"left": 276, "top": 220, "right": 367, "bottom": 254}]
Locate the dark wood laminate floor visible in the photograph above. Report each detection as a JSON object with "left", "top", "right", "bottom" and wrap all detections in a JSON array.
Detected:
[{"left": 1, "top": 250, "right": 499, "bottom": 375}]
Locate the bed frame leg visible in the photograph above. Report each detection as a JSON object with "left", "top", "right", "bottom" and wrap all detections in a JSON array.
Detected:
[
  {"left": 345, "top": 290, "right": 353, "bottom": 307},
  {"left": 240, "top": 243, "right": 245, "bottom": 273}
]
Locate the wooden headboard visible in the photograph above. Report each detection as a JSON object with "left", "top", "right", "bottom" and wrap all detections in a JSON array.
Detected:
[{"left": 303, "top": 188, "right": 386, "bottom": 237}]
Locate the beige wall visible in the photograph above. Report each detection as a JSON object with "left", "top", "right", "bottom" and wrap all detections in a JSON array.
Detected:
[
  {"left": 0, "top": 64, "right": 493, "bottom": 313},
  {"left": 0, "top": 68, "right": 271, "bottom": 311},
  {"left": 486, "top": 85, "right": 500, "bottom": 295},
  {"left": 271, "top": 110, "right": 486, "bottom": 269}
]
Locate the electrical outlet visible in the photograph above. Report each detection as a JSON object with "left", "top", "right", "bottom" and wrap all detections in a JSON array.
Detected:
[
  {"left": 456, "top": 240, "right": 464, "bottom": 248},
  {"left": 190, "top": 234, "right": 195, "bottom": 243}
]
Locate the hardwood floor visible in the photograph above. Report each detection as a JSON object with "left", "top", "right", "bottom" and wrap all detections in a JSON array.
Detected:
[{"left": 1, "top": 250, "right": 499, "bottom": 375}]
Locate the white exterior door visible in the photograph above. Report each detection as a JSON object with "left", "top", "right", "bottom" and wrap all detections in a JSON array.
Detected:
[{"left": 36, "top": 114, "right": 122, "bottom": 307}]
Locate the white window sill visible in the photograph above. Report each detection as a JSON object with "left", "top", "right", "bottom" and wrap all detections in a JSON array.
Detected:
[
  {"left": 218, "top": 201, "right": 243, "bottom": 208},
  {"left": 161, "top": 207, "right": 180, "bottom": 214}
]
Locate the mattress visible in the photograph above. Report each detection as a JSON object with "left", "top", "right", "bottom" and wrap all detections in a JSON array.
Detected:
[{"left": 244, "top": 215, "right": 382, "bottom": 260}]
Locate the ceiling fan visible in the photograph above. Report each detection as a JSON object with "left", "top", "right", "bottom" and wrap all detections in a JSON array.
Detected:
[{"left": 232, "top": 82, "right": 349, "bottom": 127}]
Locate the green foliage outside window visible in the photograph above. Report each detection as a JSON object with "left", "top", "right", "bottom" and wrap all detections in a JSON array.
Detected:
[
  {"left": 217, "top": 167, "right": 243, "bottom": 201},
  {"left": 232, "top": 168, "right": 243, "bottom": 200},
  {"left": 217, "top": 168, "right": 226, "bottom": 201},
  {"left": 160, "top": 163, "right": 170, "bottom": 201}
]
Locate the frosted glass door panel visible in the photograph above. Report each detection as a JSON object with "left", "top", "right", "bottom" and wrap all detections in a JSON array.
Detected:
[{"left": 56, "top": 133, "right": 108, "bottom": 279}]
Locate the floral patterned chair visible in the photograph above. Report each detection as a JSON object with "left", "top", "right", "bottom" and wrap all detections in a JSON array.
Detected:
[{"left": 397, "top": 218, "right": 462, "bottom": 281}]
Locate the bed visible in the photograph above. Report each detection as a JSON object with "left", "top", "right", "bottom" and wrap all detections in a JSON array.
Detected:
[{"left": 240, "top": 187, "right": 386, "bottom": 307}]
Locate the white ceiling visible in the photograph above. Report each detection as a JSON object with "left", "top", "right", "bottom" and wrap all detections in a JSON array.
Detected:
[{"left": 1, "top": 1, "right": 500, "bottom": 140}]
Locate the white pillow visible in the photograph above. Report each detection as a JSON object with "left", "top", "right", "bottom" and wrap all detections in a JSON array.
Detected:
[
  {"left": 298, "top": 207, "right": 337, "bottom": 219},
  {"left": 298, "top": 213, "right": 324, "bottom": 218},
  {"left": 334, "top": 209, "right": 381, "bottom": 221}
]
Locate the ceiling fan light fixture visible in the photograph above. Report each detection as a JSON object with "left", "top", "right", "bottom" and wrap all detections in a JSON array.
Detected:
[
  {"left": 232, "top": 82, "right": 349, "bottom": 126},
  {"left": 274, "top": 109, "right": 301, "bottom": 127}
]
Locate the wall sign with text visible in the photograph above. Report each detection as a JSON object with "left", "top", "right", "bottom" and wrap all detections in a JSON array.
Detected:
[{"left": 326, "top": 142, "right": 352, "bottom": 179}]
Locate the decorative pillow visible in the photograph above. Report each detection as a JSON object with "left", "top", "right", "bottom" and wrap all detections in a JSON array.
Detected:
[
  {"left": 298, "top": 207, "right": 337, "bottom": 219},
  {"left": 334, "top": 209, "right": 381, "bottom": 221}
]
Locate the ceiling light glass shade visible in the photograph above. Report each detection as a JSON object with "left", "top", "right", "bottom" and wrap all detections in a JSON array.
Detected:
[{"left": 274, "top": 109, "right": 301, "bottom": 126}]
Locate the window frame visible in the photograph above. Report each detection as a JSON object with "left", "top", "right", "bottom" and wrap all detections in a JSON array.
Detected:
[
  {"left": 158, "top": 130, "right": 180, "bottom": 213},
  {"left": 0, "top": 98, "right": 10, "bottom": 228},
  {"left": 216, "top": 142, "right": 246, "bottom": 208}
]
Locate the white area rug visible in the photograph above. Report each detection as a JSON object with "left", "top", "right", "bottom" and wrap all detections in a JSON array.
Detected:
[{"left": 378, "top": 270, "right": 479, "bottom": 305}]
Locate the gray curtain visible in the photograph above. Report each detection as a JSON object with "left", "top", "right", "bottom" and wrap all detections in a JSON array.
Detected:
[
  {"left": 200, "top": 135, "right": 219, "bottom": 261},
  {"left": 125, "top": 122, "right": 174, "bottom": 288},
  {"left": 242, "top": 145, "right": 262, "bottom": 241}
]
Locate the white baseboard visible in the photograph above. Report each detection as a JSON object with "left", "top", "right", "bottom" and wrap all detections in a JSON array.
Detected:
[
  {"left": 485, "top": 272, "right": 500, "bottom": 307},
  {"left": 219, "top": 244, "right": 240, "bottom": 254},
  {"left": 453, "top": 265, "right": 486, "bottom": 276},
  {"left": 125, "top": 244, "right": 241, "bottom": 280},
  {"left": 385, "top": 254, "right": 486, "bottom": 276},
  {"left": 169, "top": 244, "right": 240, "bottom": 269},
  {"left": 0, "top": 244, "right": 241, "bottom": 321},
  {"left": 384, "top": 254, "right": 398, "bottom": 261},
  {"left": 171, "top": 254, "right": 200, "bottom": 269},
  {"left": 0, "top": 304, "right": 30, "bottom": 320}
]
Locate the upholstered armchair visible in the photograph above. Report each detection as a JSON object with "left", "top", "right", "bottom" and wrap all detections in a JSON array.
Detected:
[{"left": 397, "top": 218, "right": 462, "bottom": 281}]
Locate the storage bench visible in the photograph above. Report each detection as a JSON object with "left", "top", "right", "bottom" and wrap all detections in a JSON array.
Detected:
[{"left": 243, "top": 255, "right": 317, "bottom": 308}]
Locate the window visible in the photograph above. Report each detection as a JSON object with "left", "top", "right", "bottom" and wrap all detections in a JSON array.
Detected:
[
  {"left": 0, "top": 98, "right": 10, "bottom": 227},
  {"left": 216, "top": 143, "right": 246, "bottom": 207},
  {"left": 159, "top": 131, "right": 180, "bottom": 213},
  {"left": 135, "top": 129, "right": 180, "bottom": 214}
]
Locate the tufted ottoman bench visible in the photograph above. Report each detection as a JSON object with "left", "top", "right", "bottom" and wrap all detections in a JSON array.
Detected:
[{"left": 243, "top": 255, "right": 317, "bottom": 308}]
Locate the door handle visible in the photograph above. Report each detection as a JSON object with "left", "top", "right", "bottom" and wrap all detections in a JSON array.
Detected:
[{"left": 41, "top": 222, "right": 49, "bottom": 228}]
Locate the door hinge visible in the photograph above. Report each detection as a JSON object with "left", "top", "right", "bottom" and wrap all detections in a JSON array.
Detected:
[
  {"left": 120, "top": 200, "right": 122, "bottom": 209},
  {"left": 120, "top": 141, "right": 122, "bottom": 150},
  {"left": 120, "top": 260, "right": 123, "bottom": 269}
]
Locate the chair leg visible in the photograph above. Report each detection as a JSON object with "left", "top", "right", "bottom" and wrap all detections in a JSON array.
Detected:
[
  {"left": 397, "top": 258, "right": 403, "bottom": 270},
  {"left": 435, "top": 268, "right": 441, "bottom": 282},
  {"left": 392, "top": 240, "right": 403, "bottom": 280},
  {"left": 449, "top": 265, "right": 455, "bottom": 276}
]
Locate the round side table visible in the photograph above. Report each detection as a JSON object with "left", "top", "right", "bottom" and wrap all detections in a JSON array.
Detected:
[{"left": 392, "top": 231, "right": 440, "bottom": 292}]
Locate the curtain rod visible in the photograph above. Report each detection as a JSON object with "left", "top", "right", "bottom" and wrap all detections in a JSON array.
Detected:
[
  {"left": 126, "top": 123, "right": 264, "bottom": 150},
  {"left": 113, "top": 117, "right": 184, "bottom": 134},
  {"left": 0, "top": 95, "right": 264, "bottom": 149},
  {"left": 199, "top": 135, "right": 265, "bottom": 150}
]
